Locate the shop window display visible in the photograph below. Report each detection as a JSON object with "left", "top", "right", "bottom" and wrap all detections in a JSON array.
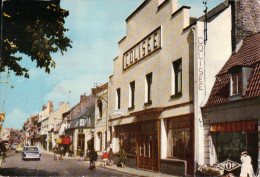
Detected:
[
  {"left": 115, "top": 124, "right": 137, "bottom": 155},
  {"left": 211, "top": 131, "right": 246, "bottom": 163},
  {"left": 167, "top": 116, "right": 192, "bottom": 159}
]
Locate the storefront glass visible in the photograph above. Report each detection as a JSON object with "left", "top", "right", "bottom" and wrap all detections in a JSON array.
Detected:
[
  {"left": 167, "top": 116, "right": 192, "bottom": 159},
  {"left": 212, "top": 131, "right": 246, "bottom": 163},
  {"left": 115, "top": 123, "right": 137, "bottom": 155}
]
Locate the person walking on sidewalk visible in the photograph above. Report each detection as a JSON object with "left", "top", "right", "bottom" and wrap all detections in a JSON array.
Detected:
[
  {"left": 59, "top": 146, "right": 64, "bottom": 160},
  {"left": 89, "top": 149, "right": 98, "bottom": 170},
  {"left": 79, "top": 150, "right": 84, "bottom": 161},
  {"left": 108, "top": 148, "right": 114, "bottom": 166},
  {"left": 101, "top": 150, "right": 109, "bottom": 167},
  {"left": 53, "top": 145, "right": 58, "bottom": 161},
  {"left": 85, "top": 149, "right": 91, "bottom": 161}
]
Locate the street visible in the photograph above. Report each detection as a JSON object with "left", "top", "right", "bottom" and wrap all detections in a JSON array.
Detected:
[{"left": 0, "top": 150, "right": 137, "bottom": 176}]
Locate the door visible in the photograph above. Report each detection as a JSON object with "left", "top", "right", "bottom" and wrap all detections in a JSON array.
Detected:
[
  {"left": 77, "top": 134, "right": 85, "bottom": 156},
  {"left": 137, "top": 120, "right": 159, "bottom": 171},
  {"left": 247, "top": 131, "right": 258, "bottom": 174},
  {"left": 97, "top": 132, "right": 102, "bottom": 151}
]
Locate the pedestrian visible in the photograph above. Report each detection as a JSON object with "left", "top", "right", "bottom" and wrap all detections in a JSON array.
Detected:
[
  {"left": 117, "top": 149, "right": 126, "bottom": 168},
  {"left": 59, "top": 146, "right": 64, "bottom": 160},
  {"left": 89, "top": 149, "right": 98, "bottom": 170},
  {"left": 240, "top": 151, "right": 255, "bottom": 177},
  {"left": 108, "top": 148, "right": 114, "bottom": 166},
  {"left": 53, "top": 145, "right": 58, "bottom": 161},
  {"left": 101, "top": 150, "right": 109, "bottom": 166},
  {"left": 85, "top": 149, "right": 91, "bottom": 161},
  {"left": 79, "top": 149, "right": 84, "bottom": 161}
]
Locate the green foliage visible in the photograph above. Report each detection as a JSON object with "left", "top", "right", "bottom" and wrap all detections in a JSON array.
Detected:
[
  {"left": 1, "top": 0, "right": 72, "bottom": 78},
  {"left": 120, "top": 149, "right": 126, "bottom": 164}
]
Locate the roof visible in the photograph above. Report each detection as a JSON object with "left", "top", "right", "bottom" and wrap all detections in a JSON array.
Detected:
[
  {"left": 72, "top": 104, "right": 95, "bottom": 120},
  {"left": 62, "top": 103, "right": 80, "bottom": 117},
  {"left": 96, "top": 83, "right": 108, "bottom": 94},
  {"left": 205, "top": 32, "right": 260, "bottom": 107}
]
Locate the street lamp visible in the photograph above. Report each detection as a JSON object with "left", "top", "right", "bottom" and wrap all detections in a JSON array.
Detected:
[{"left": 0, "top": 81, "right": 14, "bottom": 88}]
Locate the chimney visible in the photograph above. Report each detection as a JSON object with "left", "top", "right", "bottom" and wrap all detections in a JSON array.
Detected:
[
  {"left": 80, "top": 94, "right": 87, "bottom": 103},
  {"left": 49, "top": 101, "right": 53, "bottom": 113},
  {"left": 59, "top": 102, "right": 64, "bottom": 108},
  {"left": 91, "top": 88, "right": 97, "bottom": 95},
  {"left": 42, "top": 105, "right": 47, "bottom": 111},
  {"left": 230, "top": 0, "right": 260, "bottom": 51}
]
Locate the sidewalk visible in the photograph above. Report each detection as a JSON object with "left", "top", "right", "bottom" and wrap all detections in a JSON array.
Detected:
[
  {"left": 82, "top": 161, "right": 175, "bottom": 177},
  {"left": 41, "top": 151, "right": 176, "bottom": 177}
]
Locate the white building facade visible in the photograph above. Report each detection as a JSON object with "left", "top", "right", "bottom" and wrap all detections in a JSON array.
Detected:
[{"left": 109, "top": 0, "right": 195, "bottom": 175}]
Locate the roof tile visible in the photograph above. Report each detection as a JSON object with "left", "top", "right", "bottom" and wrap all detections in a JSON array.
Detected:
[{"left": 206, "top": 32, "right": 260, "bottom": 106}]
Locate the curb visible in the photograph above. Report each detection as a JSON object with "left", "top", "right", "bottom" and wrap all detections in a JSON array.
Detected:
[
  {"left": 41, "top": 151, "right": 79, "bottom": 160},
  {"left": 98, "top": 165, "right": 147, "bottom": 177}
]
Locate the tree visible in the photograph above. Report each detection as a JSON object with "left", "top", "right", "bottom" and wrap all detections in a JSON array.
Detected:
[{"left": 0, "top": 0, "right": 72, "bottom": 78}]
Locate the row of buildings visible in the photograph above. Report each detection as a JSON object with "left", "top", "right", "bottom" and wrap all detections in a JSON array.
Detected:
[
  {"left": 0, "top": 128, "right": 24, "bottom": 147},
  {"left": 21, "top": 0, "right": 260, "bottom": 176}
]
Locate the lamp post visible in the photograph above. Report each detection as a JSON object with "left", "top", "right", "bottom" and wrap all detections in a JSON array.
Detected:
[{"left": 0, "top": 81, "right": 14, "bottom": 88}]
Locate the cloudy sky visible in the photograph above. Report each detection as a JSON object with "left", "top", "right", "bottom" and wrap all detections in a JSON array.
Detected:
[{"left": 1, "top": 0, "right": 224, "bottom": 130}]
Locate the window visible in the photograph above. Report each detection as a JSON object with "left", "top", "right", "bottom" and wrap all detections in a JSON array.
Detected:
[
  {"left": 231, "top": 71, "right": 242, "bottom": 95},
  {"left": 167, "top": 116, "right": 192, "bottom": 159},
  {"left": 129, "top": 81, "right": 135, "bottom": 109},
  {"left": 145, "top": 73, "right": 152, "bottom": 104},
  {"left": 98, "top": 100, "right": 102, "bottom": 118},
  {"left": 212, "top": 132, "right": 246, "bottom": 163},
  {"left": 79, "top": 119, "right": 85, "bottom": 127},
  {"left": 115, "top": 124, "right": 137, "bottom": 155},
  {"left": 116, "top": 88, "right": 121, "bottom": 109},
  {"left": 172, "top": 59, "right": 182, "bottom": 96}
]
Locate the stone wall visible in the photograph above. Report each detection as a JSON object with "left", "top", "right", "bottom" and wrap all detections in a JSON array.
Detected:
[{"left": 230, "top": 0, "right": 260, "bottom": 51}]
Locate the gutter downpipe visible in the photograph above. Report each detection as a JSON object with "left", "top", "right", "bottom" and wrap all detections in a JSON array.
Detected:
[{"left": 191, "top": 26, "right": 197, "bottom": 176}]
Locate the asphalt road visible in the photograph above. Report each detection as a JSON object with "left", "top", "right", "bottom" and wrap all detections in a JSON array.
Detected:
[{"left": 0, "top": 150, "right": 136, "bottom": 176}]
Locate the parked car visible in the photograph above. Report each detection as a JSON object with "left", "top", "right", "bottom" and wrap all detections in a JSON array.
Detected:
[
  {"left": 15, "top": 144, "right": 24, "bottom": 153},
  {"left": 11, "top": 143, "right": 18, "bottom": 150},
  {"left": 22, "top": 146, "right": 41, "bottom": 160}
]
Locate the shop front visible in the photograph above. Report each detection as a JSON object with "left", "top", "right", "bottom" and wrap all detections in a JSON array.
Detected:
[
  {"left": 115, "top": 119, "right": 160, "bottom": 171},
  {"left": 209, "top": 120, "right": 258, "bottom": 176},
  {"left": 137, "top": 120, "right": 159, "bottom": 171},
  {"left": 164, "top": 113, "right": 194, "bottom": 175}
]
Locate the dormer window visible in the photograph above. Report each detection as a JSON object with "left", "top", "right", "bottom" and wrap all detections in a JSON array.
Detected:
[
  {"left": 231, "top": 70, "right": 242, "bottom": 95},
  {"left": 229, "top": 66, "right": 253, "bottom": 100}
]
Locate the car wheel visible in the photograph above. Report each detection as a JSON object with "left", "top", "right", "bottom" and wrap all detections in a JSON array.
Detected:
[{"left": 38, "top": 158, "right": 40, "bottom": 161}]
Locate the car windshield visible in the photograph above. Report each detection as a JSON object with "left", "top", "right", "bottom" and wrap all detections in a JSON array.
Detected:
[{"left": 25, "top": 147, "right": 38, "bottom": 151}]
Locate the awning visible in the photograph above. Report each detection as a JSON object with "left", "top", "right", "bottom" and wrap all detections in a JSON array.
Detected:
[
  {"left": 56, "top": 138, "right": 62, "bottom": 144},
  {"left": 62, "top": 137, "right": 70, "bottom": 145},
  {"left": 210, "top": 120, "right": 256, "bottom": 132}
]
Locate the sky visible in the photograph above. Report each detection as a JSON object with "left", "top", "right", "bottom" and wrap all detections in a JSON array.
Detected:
[{"left": 0, "top": 0, "right": 224, "bottom": 130}]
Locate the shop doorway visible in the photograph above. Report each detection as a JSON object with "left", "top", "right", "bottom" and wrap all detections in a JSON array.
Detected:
[
  {"left": 77, "top": 134, "right": 85, "bottom": 156},
  {"left": 137, "top": 120, "right": 159, "bottom": 171},
  {"left": 247, "top": 131, "right": 258, "bottom": 174},
  {"left": 97, "top": 132, "right": 102, "bottom": 151}
]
